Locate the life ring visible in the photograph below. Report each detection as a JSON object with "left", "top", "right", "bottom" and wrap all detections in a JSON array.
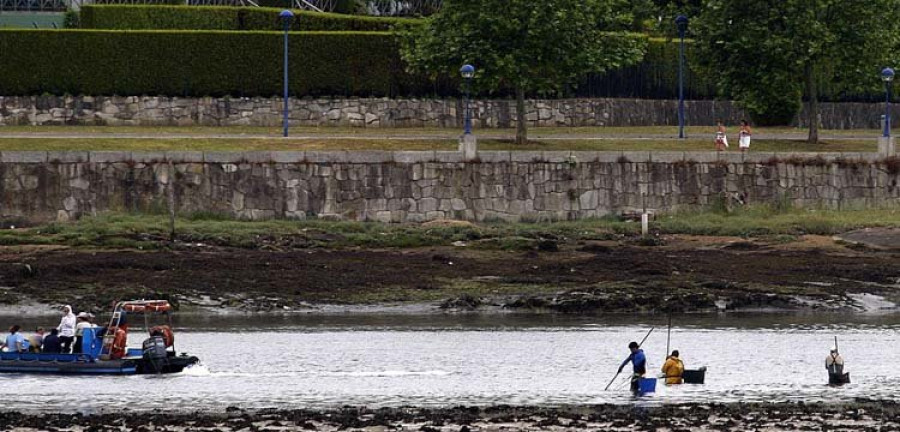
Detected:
[
  {"left": 110, "top": 327, "right": 128, "bottom": 360},
  {"left": 149, "top": 325, "right": 174, "bottom": 348}
]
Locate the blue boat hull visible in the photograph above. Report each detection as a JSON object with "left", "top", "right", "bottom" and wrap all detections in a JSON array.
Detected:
[{"left": 0, "top": 352, "right": 198, "bottom": 375}]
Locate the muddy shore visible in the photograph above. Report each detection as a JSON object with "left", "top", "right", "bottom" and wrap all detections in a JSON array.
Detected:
[
  {"left": 2, "top": 403, "right": 898, "bottom": 431},
  {"left": 0, "top": 235, "right": 897, "bottom": 315}
]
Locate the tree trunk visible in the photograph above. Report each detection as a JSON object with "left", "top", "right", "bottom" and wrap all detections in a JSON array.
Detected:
[
  {"left": 515, "top": 85, "right": 527, "bottom": 145},
  {"left": 806, "top": 63, "right": 819, "bottom": 144}
]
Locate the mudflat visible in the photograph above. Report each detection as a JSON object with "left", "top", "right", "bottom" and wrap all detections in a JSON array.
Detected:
[{"left": 0, "top": 235, "right": 896, "bottom": 314}]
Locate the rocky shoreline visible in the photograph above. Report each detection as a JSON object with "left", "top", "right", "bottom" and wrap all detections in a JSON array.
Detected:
[{"left": 3, "top": 403, "right": 898, "bottom": 431}]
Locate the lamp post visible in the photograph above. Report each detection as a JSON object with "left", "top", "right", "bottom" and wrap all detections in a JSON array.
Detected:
[
  {"left": 460, "top": 64, "right": 475, "bottom": 135},
  {"left": 882, "top": 67, "right": 894, "bottom": 138},
  {"left": 675, "top": 15, "right": 688, "bottom": 139},
  {"left": 280, "top": 10, "right": 294, "bottom": 138}
]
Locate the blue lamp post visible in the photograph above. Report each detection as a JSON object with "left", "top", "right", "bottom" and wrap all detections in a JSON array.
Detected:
[
  {"left": 280, "top": 10, "right": 294, "bottom": 138},
  {"left": 882, "top": 67, "right": 894, "bottom": 137},
  {"left": 460, "top": 64, "right": 475, "bottom": 135},
  {"left": 675, "top": 15, "right": 688, "bottom": 139}
]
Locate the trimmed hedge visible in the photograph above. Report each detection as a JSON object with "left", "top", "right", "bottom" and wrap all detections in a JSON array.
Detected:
[
  {"left": 2, "top": 29, "right": 871, "bottom": 101},
  {"left": 79, "top": 5, "right": 421, "bottom": 32},
  {"left": 0, "top": 29, "right": 444, "bottom": 97}
]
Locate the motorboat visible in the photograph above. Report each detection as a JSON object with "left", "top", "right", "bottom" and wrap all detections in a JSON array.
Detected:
[{"left": 0, "top": 300, "right": 199, "bottom": 375}]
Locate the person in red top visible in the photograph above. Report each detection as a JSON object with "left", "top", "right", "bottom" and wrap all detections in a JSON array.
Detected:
[{"left": 738, "top": 120, "right": 752, "bottom": 152}]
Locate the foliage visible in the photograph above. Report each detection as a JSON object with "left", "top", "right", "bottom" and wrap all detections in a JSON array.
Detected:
[
  {"left": 693, "top": 0, "right": 900, "bottom": 130},
  {"left": 79, "top": 5, "right": 419, "bottom": 31},
  {"left": 0, "top": 29, "right": 420, "bottom": 97},
  {"left": 400, "top": 0, "right": 646, "bottom": 143},
  {"left": 63, "top": 9, "right": 80, "bottom": 28}
]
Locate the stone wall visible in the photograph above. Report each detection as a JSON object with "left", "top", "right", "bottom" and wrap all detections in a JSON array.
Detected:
[
  {"left": 0, "top": 95, "right": 892, "bottom": 129},
  {"left": 0, "top": 150, "right": 898, "bottom": 223}
]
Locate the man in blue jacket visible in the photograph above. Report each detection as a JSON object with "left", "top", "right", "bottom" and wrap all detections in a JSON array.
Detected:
[{"left": 617, "top": 341, "right": 647, "bottom": 393}]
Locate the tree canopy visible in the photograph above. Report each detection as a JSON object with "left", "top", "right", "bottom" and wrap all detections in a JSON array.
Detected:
[
  {"left": 693, "top": 0, "right": 900, "bottom": 141},
  {"left": 400, "top": 0, "right": 646, "bottom": 144}
]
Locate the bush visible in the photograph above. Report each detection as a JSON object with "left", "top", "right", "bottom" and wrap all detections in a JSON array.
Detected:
[
  {"left": 0, "top": 29, "right": 434, "bottom": 97},
  {"left": 79, "top": 5, "right": 420, "bottom": 32}
]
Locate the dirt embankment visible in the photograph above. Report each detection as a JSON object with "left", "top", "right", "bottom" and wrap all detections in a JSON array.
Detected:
[
  {"left": 0, "top": 236, "right": 897, "bottom": 314},
  {"left": 1, "top": 403, "right": 897, "bottom": 431}
]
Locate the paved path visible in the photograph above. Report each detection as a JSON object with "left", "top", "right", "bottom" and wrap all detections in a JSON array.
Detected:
[{"left": 0, "top": 132, "right": 879, "bottom": 140}]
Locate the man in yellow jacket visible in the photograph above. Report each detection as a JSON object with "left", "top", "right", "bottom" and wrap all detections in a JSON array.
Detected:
[{"left": 661, "top": 350, "right": 685, "bottom": 385}]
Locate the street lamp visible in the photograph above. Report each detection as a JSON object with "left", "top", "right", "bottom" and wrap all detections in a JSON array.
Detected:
[
  {"left": 675, "top": 15, "right": 688, "bottom": 139},
  {"left": 460, "top": 64, "right": 475, "bottom": 135},
  {"left": 280, "top": 10, "right": 294, "bottom": 138},
  {"left": 882, "top": 67, "right": 894, "bottom": 137}
]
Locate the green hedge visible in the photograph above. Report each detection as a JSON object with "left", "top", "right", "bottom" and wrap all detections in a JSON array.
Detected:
[
  {"left": 0, "top": 29, "right": 441, "bottom": 97},
  {"left": 79, "top": 5, "right": 421, "bottom": 32}
]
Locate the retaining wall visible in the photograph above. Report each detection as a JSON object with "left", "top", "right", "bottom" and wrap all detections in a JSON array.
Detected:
[
  {"left": 0, "top": 96, "right": 891, "bottom": 129},
  {"left": 0, "top": 151, "right": 898, "bottom": 223}
]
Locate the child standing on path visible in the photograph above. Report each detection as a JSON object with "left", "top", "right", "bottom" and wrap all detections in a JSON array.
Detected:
[
  {"left": 739, "top": 120, "right": 752, "bottom": 152},
  {"left": 715, "top": 121, "right": 728, "bottom": 151}
]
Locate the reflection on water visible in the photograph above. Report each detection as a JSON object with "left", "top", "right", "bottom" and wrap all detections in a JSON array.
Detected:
[{"left": 0, "top": 313, "right": 898, "bottom": 412}]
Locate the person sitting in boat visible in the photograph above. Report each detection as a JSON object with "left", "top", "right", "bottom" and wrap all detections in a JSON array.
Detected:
[
  {"left": 617, "top": 341, "right": 647, "bottom": 393},
  {"left": 57, "top": 305, "right": 76, "bottom": 354},
  {"left": 1, "top": 325, "right": 28, "bottom": 353},
  {"left": 826, "top": 349, "right": 844, "bottom": 375},
  {"left": 661, "top": 350, "right": 685, "bottom": 385},
  {"left": 41, "top": 328, "right": 61, "bottom": 354},
  {"left": 27, "top": 327, "right": 45, "bottom": 353}
]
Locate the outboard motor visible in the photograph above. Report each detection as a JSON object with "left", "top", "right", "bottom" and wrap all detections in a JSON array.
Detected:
[{"left": 141, "top": 336, "right": 168, "bottom": 374}]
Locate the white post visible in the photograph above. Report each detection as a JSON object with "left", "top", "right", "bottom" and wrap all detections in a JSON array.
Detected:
[{"left": 641, "top": 213, "right": 649, "bottom": 237}]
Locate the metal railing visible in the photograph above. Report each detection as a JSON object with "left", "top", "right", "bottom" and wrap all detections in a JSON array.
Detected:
[
  {"left": 0, "top": 0, "right": 66, "bottom": 12},
  {"left": 0, "top": 0, "right": 442, "bottom": 13}
]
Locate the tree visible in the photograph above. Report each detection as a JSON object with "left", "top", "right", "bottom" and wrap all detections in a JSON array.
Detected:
[
  {"left": 400, "top": 0, "right": 646, "bottom": 144},
  {"left": 693, "top": 0, "right": 900, "bottom": 143}
]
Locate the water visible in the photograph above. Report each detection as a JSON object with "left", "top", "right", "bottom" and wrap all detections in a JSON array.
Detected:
[{"left": 1, "top": 313, "right": 898, "bottom": 412}]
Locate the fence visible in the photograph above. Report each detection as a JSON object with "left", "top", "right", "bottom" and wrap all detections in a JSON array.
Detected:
[{"left": 0, "top": 0, "right": 65, "bottom": 12}]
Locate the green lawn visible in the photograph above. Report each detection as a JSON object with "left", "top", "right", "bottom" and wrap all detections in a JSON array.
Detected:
[{"left": 2, "top": 207, "right": 897, "bottom": 250}]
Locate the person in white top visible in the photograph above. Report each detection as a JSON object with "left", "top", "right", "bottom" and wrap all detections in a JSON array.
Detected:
[
  {"left": 74, "top": 312, "right": 94, "bottom": 354},
  {"left": 57, "top": 305, "right": 76, "bottom": 354}
]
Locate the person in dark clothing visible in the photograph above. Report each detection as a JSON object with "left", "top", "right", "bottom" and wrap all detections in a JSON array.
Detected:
[
  {"left": 41, "top": 328, "right": 62, "bottom": 354},
  {"left": 618, "top": 341, "right": 647, "bottom": 393}
]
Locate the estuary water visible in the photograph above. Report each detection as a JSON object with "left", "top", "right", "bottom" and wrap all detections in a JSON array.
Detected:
[{"left": 1, "top": 313, "right": 898, "bottom": 413}]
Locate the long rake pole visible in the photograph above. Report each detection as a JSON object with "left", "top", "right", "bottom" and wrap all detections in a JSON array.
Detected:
[{"left": 604, "top": 327, "right": 655, "bottom": 391}]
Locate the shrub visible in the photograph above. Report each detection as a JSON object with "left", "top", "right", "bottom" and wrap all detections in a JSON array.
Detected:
[
  {"left": 0, "top": 29, "right": 438, "bottom": 97},
  {"left": 79, "top": 5, "right": 420, "bottom": 32}
]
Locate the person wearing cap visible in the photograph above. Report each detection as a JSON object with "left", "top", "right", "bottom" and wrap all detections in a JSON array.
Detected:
[
  {"left": 57, "top": 305, "right": 76, "bottom": 353},
  {"left": 618, "top": 341, "right": 648, "bottom": 393},
  {"left": 826, "top": 349, "right": 844, "bottom": 376},
  {"left": 661, "top": 350, "right": 684, "bottom": 385},
  {"left": 74, "top": 312, "right": 95, "bottom": 355}
]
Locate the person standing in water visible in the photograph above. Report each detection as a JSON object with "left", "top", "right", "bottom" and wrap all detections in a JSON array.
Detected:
[
  {"left": 661, "top": 350, "right": 685, "bottom": 385},
  {"left": 618, "top": 341, "right": 647, "bottom": 393}
]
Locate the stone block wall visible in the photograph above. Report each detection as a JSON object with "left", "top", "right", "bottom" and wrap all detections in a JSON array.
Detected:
[
  {"left": 0, "top": 151, "right": 898, "bottom": 223},
  {"left": 0, "top": 95, "right": 892, "bottom": 129}
]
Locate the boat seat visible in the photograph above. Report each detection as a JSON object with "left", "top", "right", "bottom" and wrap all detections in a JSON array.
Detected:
[{"left": 18, "top": 353, "right": 38, "bottom": 361}]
